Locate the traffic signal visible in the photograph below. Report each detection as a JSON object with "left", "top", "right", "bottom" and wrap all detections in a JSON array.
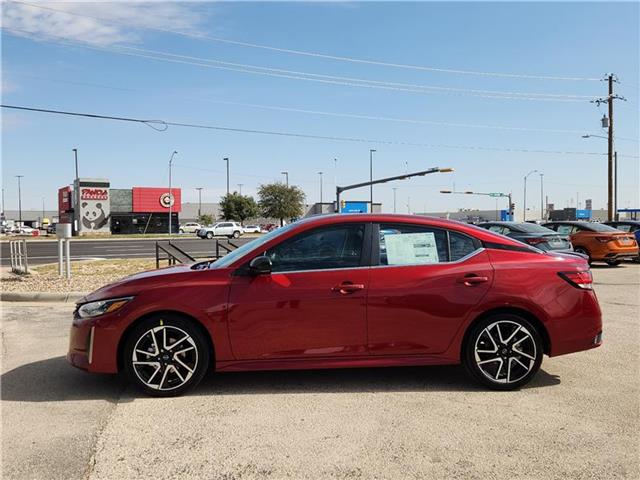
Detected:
[{"left": 510, "top": 203, "right": 516, "bottom": 212}]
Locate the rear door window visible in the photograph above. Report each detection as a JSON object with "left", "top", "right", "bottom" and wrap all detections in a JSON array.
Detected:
[
  {"left": 378, "top": 224, "right": 479, "bottom": 265},
  {"left": 556, "top": 225, "right": 576, "bottom": 234}
]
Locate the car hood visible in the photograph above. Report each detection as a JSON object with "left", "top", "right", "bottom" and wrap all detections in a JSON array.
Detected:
[{"left": 77, "top": 263, "right": 231, "bottom": 304}]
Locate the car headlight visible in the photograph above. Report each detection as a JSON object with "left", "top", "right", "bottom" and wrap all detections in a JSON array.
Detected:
[{"left": 77, "top": 297, "right": 133, "bottom": 319}]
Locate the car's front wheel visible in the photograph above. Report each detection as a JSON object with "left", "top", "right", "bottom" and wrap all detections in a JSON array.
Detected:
[
  {"left": 232, "top": 230, "right": 241, "bottom": 238},
  {"left": 206, "top": 231, "right": 214, "bottom": 239},
  {"left": 463, "top": 314, "right": 543, "bottom": 391},
  {"left": 123, "top": 314, "right": 210, "bottom": 397}
]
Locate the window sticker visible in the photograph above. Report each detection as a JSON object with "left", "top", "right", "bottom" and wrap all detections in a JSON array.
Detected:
[{"left": 384, "top": 232, "right": 439, "bottom": 265}]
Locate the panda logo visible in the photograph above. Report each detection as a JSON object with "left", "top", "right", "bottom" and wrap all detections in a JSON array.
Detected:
[{"left": 82, "top": 202, "right": 109, "bottom": 230}]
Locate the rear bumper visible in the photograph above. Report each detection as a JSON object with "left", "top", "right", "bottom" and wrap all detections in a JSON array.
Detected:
[{"left": 548, "top": 291, "right": 603, "bottom": 357}]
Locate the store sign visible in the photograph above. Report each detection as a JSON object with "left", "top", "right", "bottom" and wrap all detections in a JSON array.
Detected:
[
  {"left": 81, "top": 188, "right": 109, "bottom": 201},
  {"left": 159, "top": 192, "right": 175, "bottom": 208}
]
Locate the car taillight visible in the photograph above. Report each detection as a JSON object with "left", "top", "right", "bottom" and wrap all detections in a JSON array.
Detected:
[
  {"left": 525, "top": 237, "right": 547, "bottom": 245},
  {"left": 558, "top": 270, "right": 593, "bottom": 290},
  {"left": 595, "top": 236, "right": 615, "bottom": 243}
]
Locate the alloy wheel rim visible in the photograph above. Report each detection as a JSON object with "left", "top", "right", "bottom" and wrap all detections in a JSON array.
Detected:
[
  {"left": 474, "top": 320, "right": 537, "bottom": 384},
  {"left": 131, "top": 325, "right": 198, "bottom": 391}
]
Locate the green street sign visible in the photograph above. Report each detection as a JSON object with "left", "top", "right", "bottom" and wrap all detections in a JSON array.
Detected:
[{"left": 488, "top": 193, "right": 503, "bottom": 197}]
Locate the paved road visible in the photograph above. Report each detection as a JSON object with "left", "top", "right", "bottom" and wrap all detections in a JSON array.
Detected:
[
  {"left": 1, "top": 265, "right": 638, "bottom": 479},
  {"left": 0, "top": 236, "right": 254, "bottom": 266}
]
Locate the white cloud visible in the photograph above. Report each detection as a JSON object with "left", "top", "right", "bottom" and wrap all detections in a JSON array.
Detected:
[{"left": 2, "top": 1, "right": 208, "bottom": 46}]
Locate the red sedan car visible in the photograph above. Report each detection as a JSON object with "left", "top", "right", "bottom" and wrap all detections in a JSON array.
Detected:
[{"left": 68, "top": 214, "right": 602, "bottom": 396}]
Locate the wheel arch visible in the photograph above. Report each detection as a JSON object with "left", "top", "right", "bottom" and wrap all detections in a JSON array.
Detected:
[
  {"left": 461, "top": 306, "right": 551, "bottom": 359},
  {"left": 116, "top": 309, "right": 215, "bottom": 373}
]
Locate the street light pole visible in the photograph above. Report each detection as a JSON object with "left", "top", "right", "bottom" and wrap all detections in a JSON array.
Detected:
[
  {"left": 195, "top": 187, "right": 203, "bottom": 219},
  {"left": 614, "top": 151, "right": 618, "bottom": 220},
  {"left": 15, "top": 175, "right": 23, "bottom": 226},
  {"left": 280, "top": 171, "right": 289, "bottom": 186},
  {"left": 523, "top": 170, "right": 538, "bottom": 221},
  {"left": 539, "top": 173, "right": 544, "bottom": 220},
  {"left": 318, "top": 172, "right": 324, "bottom": 207},
  {"left": 369, "top": 149, "right": 376, "bottom": 211},
  {"left": 238, "top": 184, "right": 243, "bottom": 195},
  {"left": 392, "top": 187, "right": 397, "bottom": 214},
  {"left": 168, "top": 150, "right": 177, "bottom": 237},
  {"left": 223, "top": 157, "right": 230, "bottom": 196}
]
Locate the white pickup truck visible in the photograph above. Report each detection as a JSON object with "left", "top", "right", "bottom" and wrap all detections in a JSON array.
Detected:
[{"left": 197, "top": 221, "right": 243, "bottom": 239}]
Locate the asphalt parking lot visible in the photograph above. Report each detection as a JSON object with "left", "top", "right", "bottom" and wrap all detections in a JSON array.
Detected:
[{"left": 2, "top": 264, "right": 639, "bottom": 480}]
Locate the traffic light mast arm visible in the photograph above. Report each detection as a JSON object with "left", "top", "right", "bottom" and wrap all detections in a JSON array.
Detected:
[{"left": 336, "top": 167, "right": 453, "bottom": 212}]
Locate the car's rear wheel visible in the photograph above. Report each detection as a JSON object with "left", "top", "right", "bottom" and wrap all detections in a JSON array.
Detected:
[
  {"left": 232, "top": 230, "right": 241, "bottom": 238},
  {"left": 606, "top": 260, "right": 622, "bottom": 266},
  {"left": 123, "top": 314, "right": 210, "bottom": 397},
  {"left": 206, "top": 231, "right": 214, "bottom": 239},
  {"left": 463, "top": 314, "right": 543, "bottom": 391}
]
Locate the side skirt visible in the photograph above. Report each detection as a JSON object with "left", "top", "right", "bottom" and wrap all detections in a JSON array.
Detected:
[{"left": 215, "top": 354, "right": 460, "bottom": 373}]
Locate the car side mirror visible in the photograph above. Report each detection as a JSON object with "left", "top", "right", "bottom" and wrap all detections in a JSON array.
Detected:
[{"left": 249, "top": 256, "right": 272, "bottom": 275}]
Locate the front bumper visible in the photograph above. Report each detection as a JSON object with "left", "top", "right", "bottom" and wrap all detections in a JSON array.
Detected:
[{"left": 67, "top": 316, "right": 121, "bottom": 373}]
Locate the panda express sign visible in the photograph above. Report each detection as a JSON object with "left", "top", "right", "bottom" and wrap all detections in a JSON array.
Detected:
[{"left": 75, "top": 178, "right": 111, "bottom": 234}]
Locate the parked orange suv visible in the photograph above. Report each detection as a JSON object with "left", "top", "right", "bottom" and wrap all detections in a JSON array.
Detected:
[{"left": 543, "top": 221, "right": 639, "bottom": 266}]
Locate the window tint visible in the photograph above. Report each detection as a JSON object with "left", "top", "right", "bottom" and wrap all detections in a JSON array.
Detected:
[
  {"left": 449, "top": 231, "right": 479, "bottom": 261},
  {"left": 556, "top": 225, "right": 576, "bottom": 234},
  {"left": 487, "top": 225, "right": 506, "bottom": 234},
  {"left": 379, "top": 224, "right": 478, "bottom": 265},
  {"left": 614, "top": 224, "right": 631, "bottom": 232},
  {"left": 266, "top": 224, "right": 365, "bottom": 272}
]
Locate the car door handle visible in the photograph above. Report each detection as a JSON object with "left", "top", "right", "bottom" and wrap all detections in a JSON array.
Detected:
[
  {"left": 331, "top": 282, "right": 365, "bottom": 294},
  {"left": 458, "top": 275, "right": 489, "bottom": 286}
]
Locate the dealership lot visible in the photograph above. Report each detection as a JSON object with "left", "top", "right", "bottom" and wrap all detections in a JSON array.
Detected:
[{"left": 2, "top": 264, "right": 639, "bottom": 480}]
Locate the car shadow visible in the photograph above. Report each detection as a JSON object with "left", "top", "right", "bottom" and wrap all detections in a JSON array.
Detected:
[
  {"left": 1, "top": 356, "right": 126, "bottom": 403},
  {"left": 1, "top": 356, "right": 560, "bottom": 402}
]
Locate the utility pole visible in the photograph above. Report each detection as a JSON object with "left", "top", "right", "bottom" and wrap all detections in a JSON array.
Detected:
[
  {"left": 539, "top": 173, "right": 544, "bottom": 220},
  {"left": 369, "top": 149, "right": 376, "bottom": 211},
  {"left": 593, "top": 74, "right": 626, "bottom": 221},
  {"left": 523, "top": 170, "right": 538, "bottom": 221},
  {"left": 73, "top": 148, "right": 79, "bottom": 235},
  {"left": 223, "top": 157, "right": 230, "bottom": 196},
  {"left": 168, "top": 151, "right": 177, "bottom": 237},
  {"left": 614, "top": 151, "right": 618, "bottom": 220},
  {"left": 42, "top": 197, "right": 45, "bottom": 223},
  {"left": 195, "top": 187, "right": 203, "bottom": 218},
  {"left": 15, "top": 175, "right": 23, "bottom": 226},
  {"left": 238, "top": 184, "right": 243, "bottom": 195},
  {"left": 318, "top": 172, "right": 324, "bottom": 206},
  {"left": 281, "top": 171, "right": 289, "bottom": 186}
]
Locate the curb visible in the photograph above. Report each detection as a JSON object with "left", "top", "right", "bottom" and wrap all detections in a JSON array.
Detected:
[{"left": 0, "top": 292, "right": 87, "bottom": 303}]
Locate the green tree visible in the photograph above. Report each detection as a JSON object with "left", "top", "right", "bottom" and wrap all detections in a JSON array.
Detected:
[
  {"left": 258, "top": 183, "right": 305, "bottom": 226},
  {"left": 220, "top": 192, "right": 259, "bottom": 224},
  {"left": 197, "top": 213, "right": 214, "bottom": 226}
]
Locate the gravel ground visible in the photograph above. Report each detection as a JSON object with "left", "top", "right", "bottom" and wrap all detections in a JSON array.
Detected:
[
  {"left": 0, "top": 259, "right": 157, "bottom": 294},
  {"left": 1, "top": 264, "right": 639, "bottom": 480}
]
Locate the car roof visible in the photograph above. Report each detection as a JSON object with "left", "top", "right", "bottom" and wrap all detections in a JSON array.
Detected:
[
  {"left": 606, "top": 220, "right": 640, "bottom": 225},
  {"left": 290, "top": 213, "right": 523, "bottom": 246}
]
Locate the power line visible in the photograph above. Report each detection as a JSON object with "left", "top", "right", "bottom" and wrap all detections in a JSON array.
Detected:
[
  {"left": 7, "top": 104, "right": 638, "bottom": 159},
  {"left": 4, "top": 27, "right": 594, "bottom": 102},
  {"left": 8, "top": 72, "right": 595, "bottom": 134},
  {"left": 10, "top": 0, "right": 602, "bottom": 82},
  {"left": 3, "top": 28, "right": 595, "bottom": 102}
]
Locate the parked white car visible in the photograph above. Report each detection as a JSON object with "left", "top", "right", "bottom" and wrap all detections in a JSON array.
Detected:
[
  {"left": 179, "top": 222, "right": 202, "bottom": 234},
  {"left": 13, "top": 226, "right": 37, "bottom": 235},
  {"left": 197, "top": 221, "right": 243, "bottom": 239},
  {"left": 243, "top": 225, "right": 262, "bottom": 234}
]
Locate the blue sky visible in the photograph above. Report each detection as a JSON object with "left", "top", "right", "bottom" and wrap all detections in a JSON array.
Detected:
[{"left": 2, "top": 1, "right": 639, "bottom": 215}]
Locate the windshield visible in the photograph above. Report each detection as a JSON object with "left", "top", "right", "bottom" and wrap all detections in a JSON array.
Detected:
[
  {"left": 513, "top": 223, "right": 555, "bottom": 233},
  {"left": 210, "top": 223, "right": 296, "bottom": 268}
]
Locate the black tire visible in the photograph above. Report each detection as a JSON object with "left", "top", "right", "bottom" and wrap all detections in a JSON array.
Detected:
[
  {"left": 573, "top": 246, "right": 591, "bottom": 264},
  {"left": 206, "top": 231, "right": 214, "bottom": 239},
  {"left": 606, "top": 260, "right": 622, "bottom": 267},
  {"left": 123, "top": 313, "right": 210, "bottom": 397},
  {"left": 232, "top": 230, "right": 241, "bottom": 239},
  {"left": 463, "top": 314, "right": 543, "bottom": 391}
]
